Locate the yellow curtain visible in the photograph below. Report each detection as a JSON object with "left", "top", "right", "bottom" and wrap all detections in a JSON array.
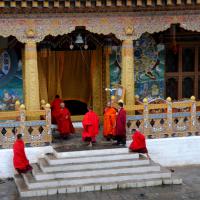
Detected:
[{"left": 38, "top": 50, "right": 93, "bottom": 104}]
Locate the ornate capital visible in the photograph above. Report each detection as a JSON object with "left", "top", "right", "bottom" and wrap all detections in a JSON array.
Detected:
[
  {"left": 124, "top": 26, "right": 134, "bottom": 36},
  {"left": 26, "top": 29, "right": 35, "bottom": 38}
]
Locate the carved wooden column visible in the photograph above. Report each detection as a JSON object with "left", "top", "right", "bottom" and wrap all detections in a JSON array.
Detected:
[
  {"left": 121, "top": 33, "right": 134, "bottom": 110},
  {"left": 24, "top": 39, "right": 40, "bottom": 111}
]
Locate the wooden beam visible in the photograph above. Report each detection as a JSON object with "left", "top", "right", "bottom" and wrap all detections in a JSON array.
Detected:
[
  {"left": 117, "top": 0, "right": 122, "bottom": 6},
  {"left": 167, "top": 0, "right": 173, "bottom": 5},
  {"left": 10, "top": 1, "right": 16, "bottom": 7},
  {"left": 86, "top": 0, "right": 92, "bottom": 7},
  {"left": 176, "top": 0, "right": 182, "bottom": 5},
  {"left": 106, "top": 0, "right": 112, "bottom": 6},
  {"left": 156, "top": 0, "right": 162, "bottom": 6},
  {"left": 147, "top": 0, "right": 153, "bottom": 6},
  {"left": 21, "top": 1, "right": 27, "bottom": 7},
  {"left": 64, "top": 0, "right": 70, "bottom": 7},
  {"left": 0, "top": 1, "right": 5, "bottom": 7},
  {"left": 32, "top": 1, "right": 39, "bottom": 8},
  {"left": 43, "top": 1, "right": 49, "bottom": 7},
  {"left": 136, "top": 0, "right": 143, "bottom": 6},
  {"left": 127, "top": 0, "right": 132, "bottom": 6},
  {"left": 75, "top": 0, "right": 81, "bottom": 7},
  {"left": 54, "top": 1, "right": 60, "bottom": 7},
  {"left": 186, "top": 0, "right": 192, "bottom": 4},
  {"left": 96, "top": 0, "right": 102, "bottom": 7}
]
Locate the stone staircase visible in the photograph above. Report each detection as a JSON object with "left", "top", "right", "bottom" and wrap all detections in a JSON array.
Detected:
[{"left": 14, "top": 148, "right": 182, "bottom": 197}]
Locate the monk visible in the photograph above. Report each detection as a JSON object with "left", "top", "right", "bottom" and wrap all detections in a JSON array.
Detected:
[
  {"left": 115, "top": 102, "right": 126, "bottom": 146},
  {"left": 51, "top": 95, "right": 62, "bottom": 124},
  {"left": 13, "top": 134, "right": 32, "bottom": 174},
  {"left": 57, "top": 102, "right": 75, "bottom": 137},
  {"left": 129, "top": 129, "right": 150, "bottom": 159},
  {"left": 82, "top": 106, "right": 99, "bottom": 147},
  {"left": 103, "top": 102, "right": 117, "bottom": 140}
]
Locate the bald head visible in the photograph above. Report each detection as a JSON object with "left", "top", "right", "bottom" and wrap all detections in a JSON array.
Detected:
[{"left": 60, "top": 102, "right": 65, "bottom": 108}]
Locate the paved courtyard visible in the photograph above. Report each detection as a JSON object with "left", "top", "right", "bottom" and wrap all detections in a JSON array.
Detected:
[{"left": 0, "top": 165, "right": 200, "bottom": 200}]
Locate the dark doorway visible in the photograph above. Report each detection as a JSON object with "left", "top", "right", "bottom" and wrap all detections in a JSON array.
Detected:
[{"left": 64, "top": 100, "right": 88, "bottom": 115}]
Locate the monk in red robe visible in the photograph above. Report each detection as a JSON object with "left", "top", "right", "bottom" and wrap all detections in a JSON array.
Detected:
[
  {"left": 129, "top": 129, "right": 150, "bottom": 159},
  {"left": 51, "top": 95, "right": 62, "bottom": 124},
  {"left": 103, "top": 102, "right": 117, "bottom": 140},
  {"left": 13, "top": 134, "right": 32, "bottom": 174},
  {"left": 82, "top": 106, "right": 99, "bottom": 147},
  {"left": 57, "top": 102, "right": 74, "bottom": 137},
  {"left": 115, "top": 102, "right": 126, "bottom": 146}
]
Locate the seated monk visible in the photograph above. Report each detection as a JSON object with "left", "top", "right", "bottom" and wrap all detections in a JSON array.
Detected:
[
  {"left": 129, "top": 129, "right": 150, "bottom": 159},
  {"left": 82, "top": 106, "right": 99, "bottom": 147},
  {"left": 57, "top": 102, "right": 74, "bottom": 137},
  {"left": 13, "top": 134, "right": 32, "bottom": 174},
  {"left": 51, "top": 95, "right": 63, "bottom": 124},
  {"left": 103, "top": 102, "right": 117, "bottom": 141}
]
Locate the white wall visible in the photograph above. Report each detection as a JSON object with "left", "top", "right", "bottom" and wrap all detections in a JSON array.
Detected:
[
  {"left": 129, "top": 136, "right": 200, "bottom": 167},
  {"left": 0, "top": 146, "right": 53, "bottom": 178}
]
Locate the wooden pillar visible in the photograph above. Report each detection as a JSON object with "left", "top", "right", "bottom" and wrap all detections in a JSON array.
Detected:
[
  {"left": 121, "top": 39, "right": 135, "bottom": 109},
  {"left": 24, "top": 41, "right": 40, "bottom": 111}
]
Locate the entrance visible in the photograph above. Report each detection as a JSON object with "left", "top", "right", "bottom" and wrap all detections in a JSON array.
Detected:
[{"left": 37, "top": 27, "right": 120, "bottom": 115}]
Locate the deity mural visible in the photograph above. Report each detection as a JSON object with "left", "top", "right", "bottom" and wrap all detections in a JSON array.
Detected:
[
  {"left": 0, "top": 49, "right": 23, "bottom": 110},
  {"left": 109, "top": 46, "right": 121, "bottom": 89},
  {"left": 134, "top": 33, "right": 165, "bottom": 101}
]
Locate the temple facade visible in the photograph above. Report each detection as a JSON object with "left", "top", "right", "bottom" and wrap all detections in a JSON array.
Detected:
[{"left": 0, "top": 0, "right": 200, "bottom": 115}]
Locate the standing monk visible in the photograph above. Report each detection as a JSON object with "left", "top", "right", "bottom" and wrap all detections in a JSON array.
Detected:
[
  {"left": 115, "top": 102, "right": 126, "bottom": 146},
  {"left": 103, "top": 102, "right": 117, "bottom": 140},
  {"left": 13, "top": 134, "right": 32, "bottom": 174},
  {"left": 57, "top": 102, "right": 74, "bottom": 137},
  {"left": 82, "top": 106, "right": 99, "bottom": 147},
  {"left": 129, "top": 129, "right": 150, "bottom": 159},
  {"left": 51, "top": 95, "right": 62, "bottom": 124}
]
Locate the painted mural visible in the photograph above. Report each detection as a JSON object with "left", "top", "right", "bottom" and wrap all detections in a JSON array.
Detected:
[
  {"left": 109, "top": 46, "right": 121, "bottom": 88},
  {"left": 0, "top": 49, "right": 23, "bottom": 110},
  {"left": 134, "top": 33, "right": 165, "bottom": 101}
]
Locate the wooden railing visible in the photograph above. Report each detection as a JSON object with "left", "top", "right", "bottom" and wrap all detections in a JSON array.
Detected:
[
  {"left": 126, "top": 96, "right": 200, "bottom": 139},
  {"left": 0, "top": 103, "right": 52, "bottom": 149}
]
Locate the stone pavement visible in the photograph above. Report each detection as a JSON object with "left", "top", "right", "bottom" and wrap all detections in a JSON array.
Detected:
[{"left": 1, "top": 165, "right": 200, "bottom": 200}]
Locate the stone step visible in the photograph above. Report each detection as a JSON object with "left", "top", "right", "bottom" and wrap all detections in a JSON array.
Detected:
[
  {"left": 16, "top": 173, "right": 178, "bottom": 197},
  {"left": 39, "top": 157, "right": 150, "bottom": 173},
  {"left": 53, "top": 147, "right": 130, "bottom": 159},
  {"left": 23, "top": 169, "right": 172, "bottom": 189},
  {"left": 32, "top": 163, "right": 161, "bottom": 181},
  {"left": 45, "top": 152, "right": 139, "bottom": 165}
]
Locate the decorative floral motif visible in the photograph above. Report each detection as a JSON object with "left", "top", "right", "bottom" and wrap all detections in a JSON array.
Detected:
[{"left": 0, "top": 11, "right": 199, "bottom": 42}]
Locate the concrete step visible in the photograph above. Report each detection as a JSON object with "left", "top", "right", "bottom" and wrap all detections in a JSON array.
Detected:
[
  {"left": 16, "top": 173, "right": 178, "bottom": 197},
  {"left": 39, "top": 157, "right": 150, "bottom": 173},
  {"left": 32, "top": 163, "right": 161, "bottom": 181},
  {"left": 53, "top": 147, "right": 130, "bottom": 158},
  {"left": 22, "top": 169, "right": 172, "bottom": 189},
  {"left": 45, "top": 152, "right": 139, "bottom": 165}
]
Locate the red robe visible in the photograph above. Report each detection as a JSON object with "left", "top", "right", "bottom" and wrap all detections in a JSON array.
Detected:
[
  {"left": 57, "top": 108, "right": 74, "bottom": 135},
  {"left": 116, "top": 108, "right": 126, "bottom": 137},
  {"left": 103, "top": 107, "right": 117, "bottom": 137},
  {"left": 129, "top": 131, "right": 148, "bottom": 153},
  {"left": 82, "top": 110, "right": 99, "bottom": 142},
  {"left": 13, "top": 140, "right": 31, "bottom": 172},
  {"left": 51, "top": 98, "right": 62, "bottom": 124}
]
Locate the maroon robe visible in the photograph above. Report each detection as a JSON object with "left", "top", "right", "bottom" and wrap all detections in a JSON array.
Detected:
[
  {"left": 13, "top": 139, "right": 32, "bottom": 173},
  {"left": 51, "top": 98, "right": 62, "bottom": 124},
  {"left": 82, "top": 110, "right": 99, "bottom": 142},
  {"left": 116, "top": 108, "right": 126, "bottom": 137},
  {"left": 57, "top": 108, "right": 75, "bottom": 136},
  {"left": 129, "top": 130, "right": 148, "bottom": 153}
]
